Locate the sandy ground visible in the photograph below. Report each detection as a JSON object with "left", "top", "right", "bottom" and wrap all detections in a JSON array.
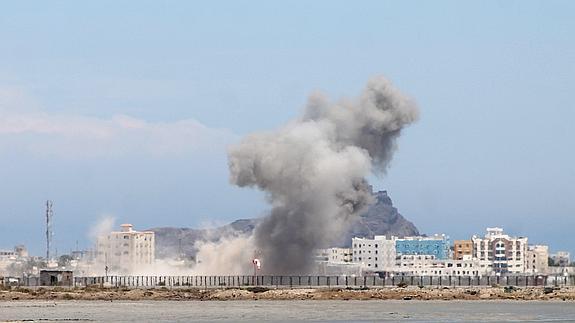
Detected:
[{"left": 1, "top": 286, "right": 575, "bottom": 301}]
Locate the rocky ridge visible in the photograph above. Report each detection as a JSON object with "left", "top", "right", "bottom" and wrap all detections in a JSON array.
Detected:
[{"left": 149, "top": 190, "right": 419, "bottom": 259}]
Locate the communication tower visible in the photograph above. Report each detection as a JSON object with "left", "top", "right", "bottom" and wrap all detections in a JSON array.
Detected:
[{"left": 45, "top": 200, "right": 53, "bottom": 261}]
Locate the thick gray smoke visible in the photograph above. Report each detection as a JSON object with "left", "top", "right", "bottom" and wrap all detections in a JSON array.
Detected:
[{"left": 228, "top": 76, "right": 419, "bottom": 274}]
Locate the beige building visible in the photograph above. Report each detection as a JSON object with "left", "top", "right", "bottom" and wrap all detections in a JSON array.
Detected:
[
  {"left": 96, "top": 224, "right": 155, "bottom": 274},
  {"left": 453, "top": 240, "right": 473, "bottom": 260},
  {"left": 472, "top": 227, "right": 528, "bottom": 274},
  {"left": 525, "top": 245, "right": 549, "bottom": 274}
]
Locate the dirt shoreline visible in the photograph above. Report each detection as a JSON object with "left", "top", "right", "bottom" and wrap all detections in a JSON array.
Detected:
[{"left": 1, "top": 286, "right": 575, "bottom": 301}]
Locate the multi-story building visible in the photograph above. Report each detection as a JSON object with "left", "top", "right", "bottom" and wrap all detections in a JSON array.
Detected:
[
  {"left": 396, "top": 255, "right": 488, "bottom": 276},
  {"left": 472, "top": 227, "right": 527, "bottom": 274},
  {"left": 0, "top": 249, "right": 18, "bottom": 275},
  {"left": 551, "top": 251, "right": 571, "bottom": 267},
  {"left": 453, "top": 240, "right": 473, "bottom": 260},
  {"left": 525, "top": 245, "right": 549, "bottom": 274},
  {"left": 396, "top": 234, "right": 450, "bottom": 260},
  {"left": 0, "top": 249, "right": 17, "bottom": 259},
  {"left": 352, "top": 236, "right": 397, "bottom": 271},
  {"left": 327, "top": 248, "right": 352, "bottom": 263},
  {"left": 316, "top": 248, "right": 352, "bottom": 263},
  {"left": 96, "top": 224, "right": 155, "bottom": 274},
  {"left": 0, "top": 245, "right": 28, "bottom": 276}
]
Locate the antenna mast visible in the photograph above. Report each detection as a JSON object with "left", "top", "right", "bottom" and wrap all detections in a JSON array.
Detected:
[{"left": 45, "top": 200, "right": 53, "bottom": 261}]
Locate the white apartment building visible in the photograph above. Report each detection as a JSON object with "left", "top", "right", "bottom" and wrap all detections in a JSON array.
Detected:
[
  {"left": 96, "top": 224, "right": 155, "bottom": 274},
  {"left": 396, "top": 255, "right": 489, "bottom": 276},
  {"left": 352, "top": 235, "right": 397, "bottom": 272},
  {"left": 472, "top": 227, "right": 528, "bottom": 274},
  {"left": 525, "top": 245, "right": 549, "bottom": 274}
]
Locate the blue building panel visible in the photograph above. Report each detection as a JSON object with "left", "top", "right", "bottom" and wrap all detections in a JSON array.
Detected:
[{"left": 395, "top": 235, "right": 450, "bottom": 260}]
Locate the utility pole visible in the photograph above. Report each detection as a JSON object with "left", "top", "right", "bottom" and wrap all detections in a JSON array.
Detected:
[
  {"left": 45, "top": 200, "right": 53, "bottom": 261},
  {"left": 105, "top": 252, "right": 109, "bottom": 278}
]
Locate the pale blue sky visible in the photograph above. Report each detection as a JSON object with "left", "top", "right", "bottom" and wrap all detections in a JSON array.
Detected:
[{"left": 0, "top": 1, "right": 573, "bottom": 256}]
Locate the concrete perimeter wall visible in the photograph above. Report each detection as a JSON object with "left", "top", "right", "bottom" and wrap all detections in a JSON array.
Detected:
[{"left": 67, "top": 275, "right": 575, "bottom": 289}]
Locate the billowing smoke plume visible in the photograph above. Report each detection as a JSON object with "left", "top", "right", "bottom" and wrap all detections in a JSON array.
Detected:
[
  {"left": 228, "top": 76, "right": 419, "bottom": 274},
  {"left": 88, "top": 215, "right": 116, "bottom": 242}
]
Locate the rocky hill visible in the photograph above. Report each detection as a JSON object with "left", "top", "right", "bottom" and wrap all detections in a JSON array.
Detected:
[
  {"left": 343, "top": 190, "right": 419, "bottom": 246},
  {"left": 149, "top": 190, "right": 419, "bottom": 259}
]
